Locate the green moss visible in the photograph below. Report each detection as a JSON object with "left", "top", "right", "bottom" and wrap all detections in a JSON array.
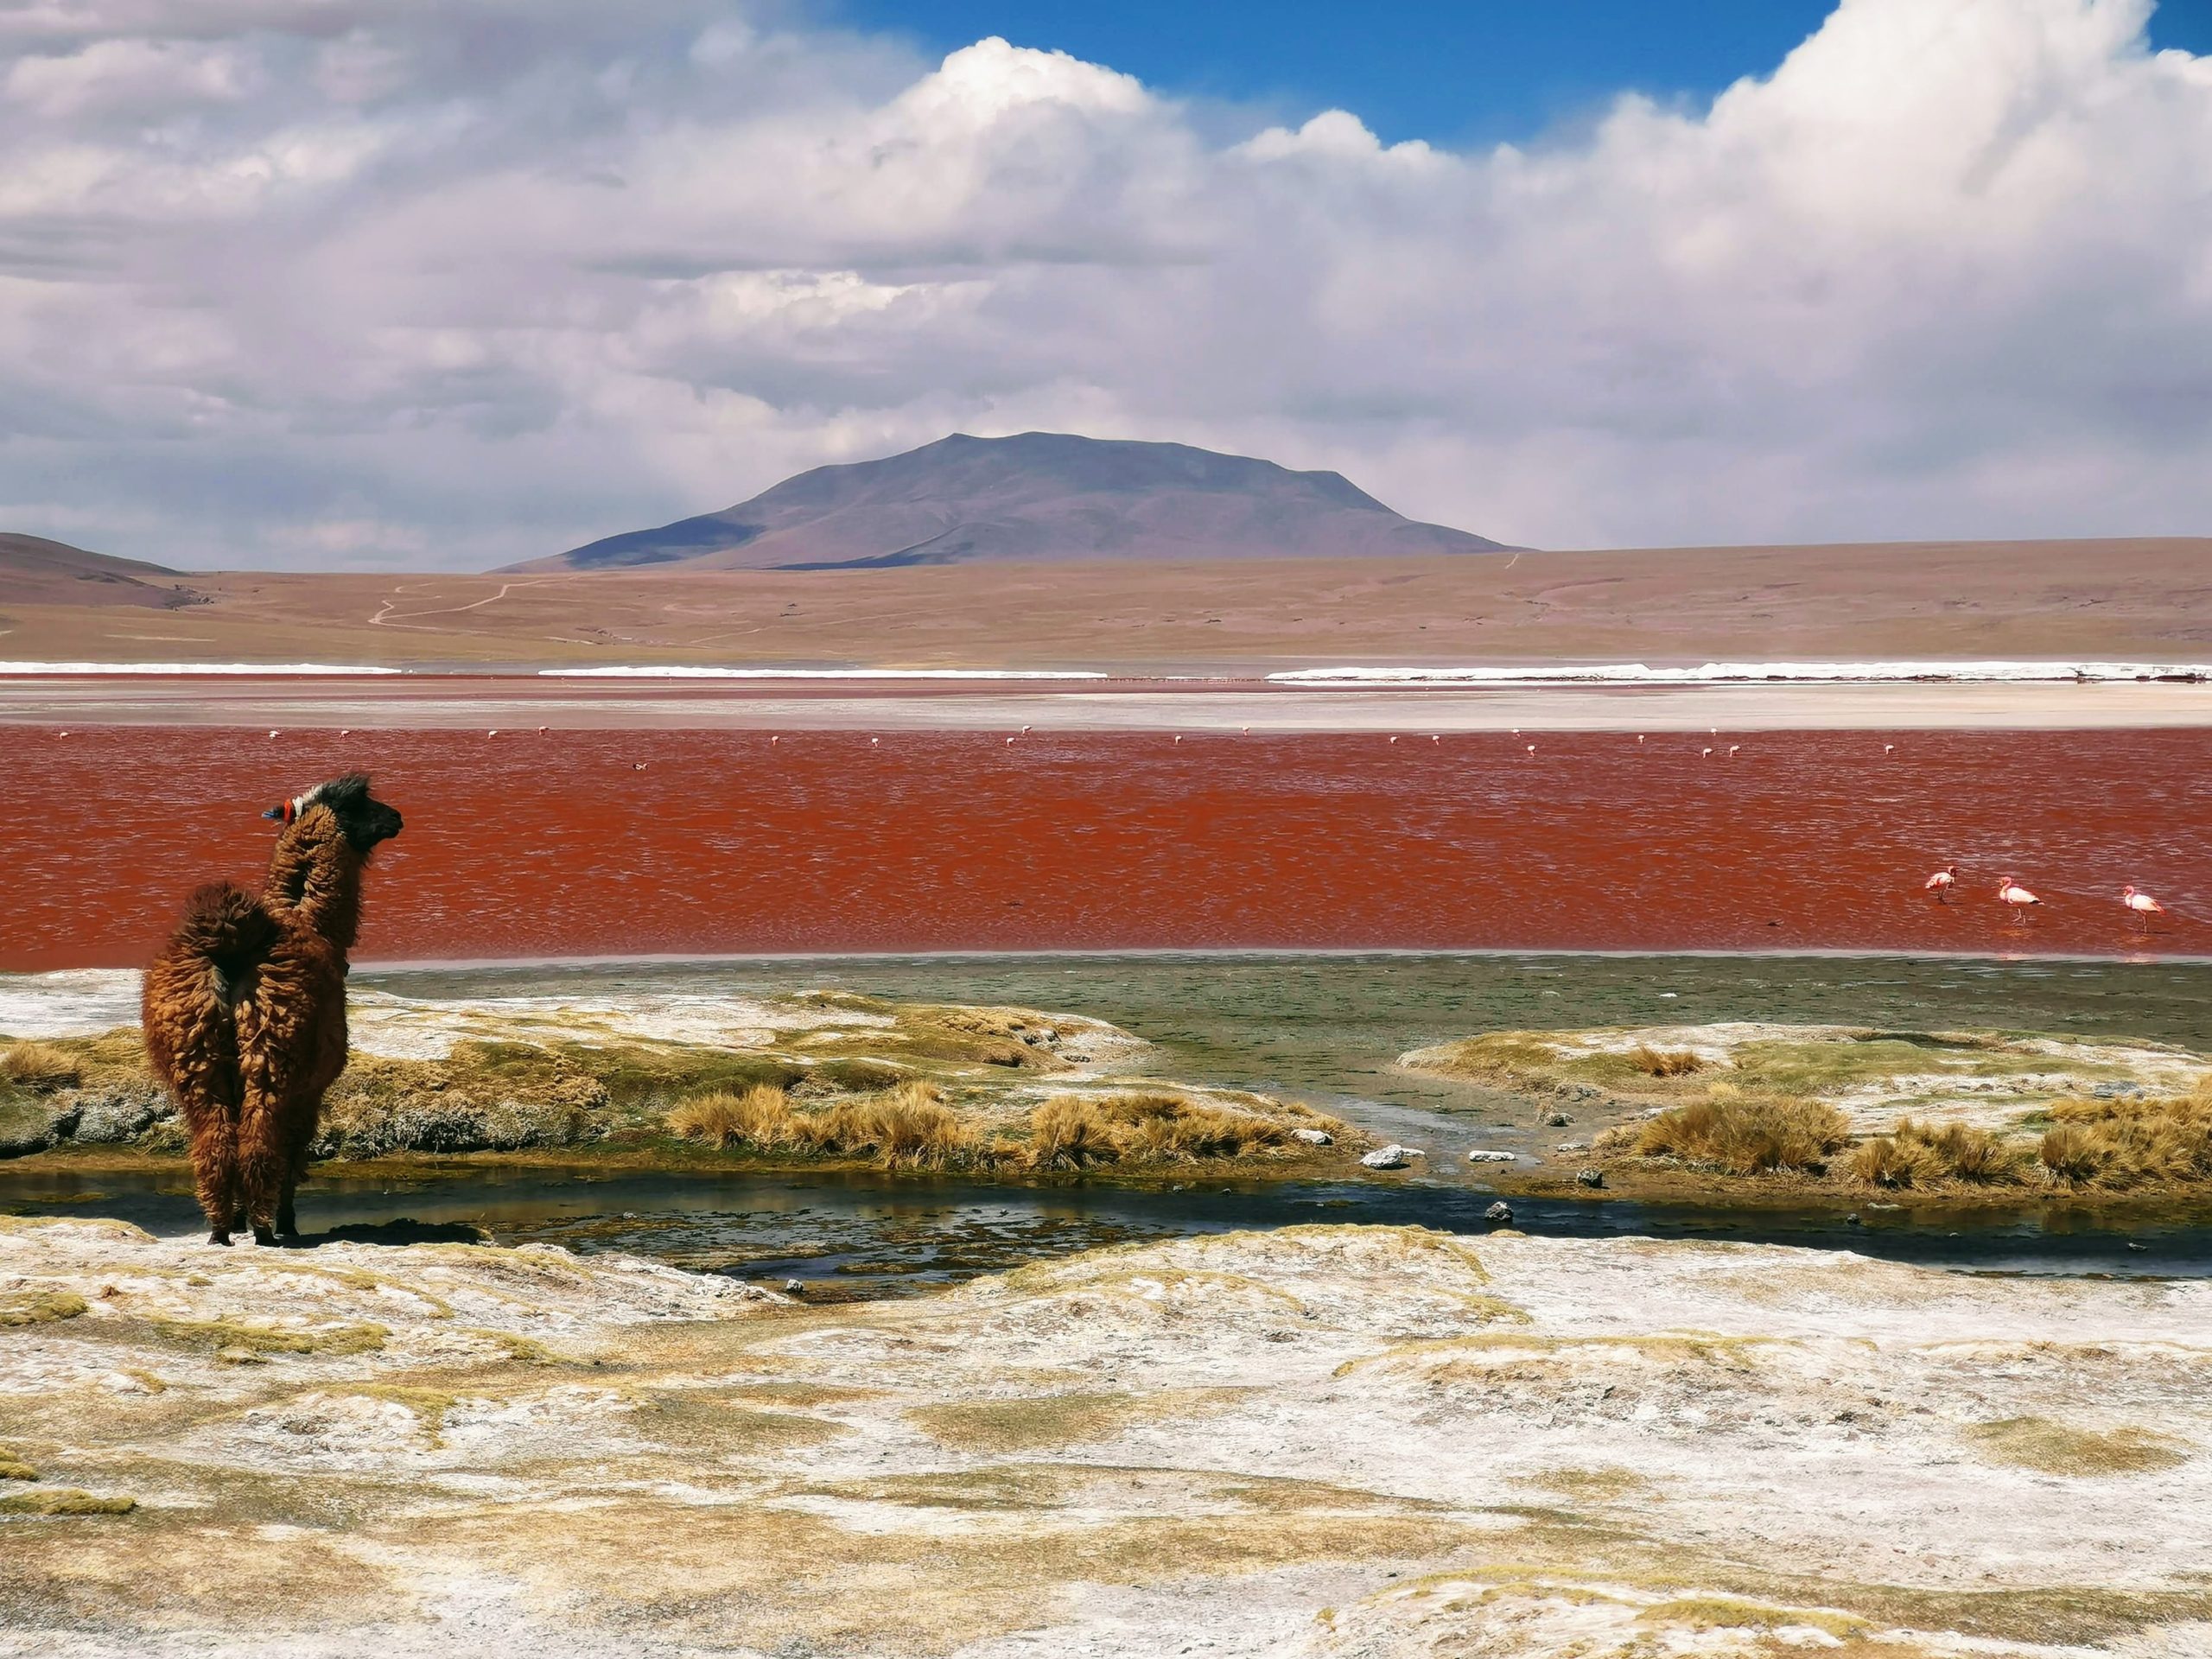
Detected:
[
  {"left": 909, "top": 1388, "right": 1242, "bottom": 1452},
  {"left": 148, "top": 1317, "right": 388, "bottom": 1357},
  {"left": 1637, "top": 1595, "right": 1870, "bottom": 1637},
  {"left": 0, "top": 1289, "right": 88, "bottom": 1326},
  {"left": 0, "top": 1488, "right": 136, "bottom": 1516},
  {"left": 1963, "top": 1417, "right": 2190, "bottom": 1476}
]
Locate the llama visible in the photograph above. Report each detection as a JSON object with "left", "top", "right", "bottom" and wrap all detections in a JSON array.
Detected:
[{"left": 142, "top": 774, "right": 403, "bottom": 1244}]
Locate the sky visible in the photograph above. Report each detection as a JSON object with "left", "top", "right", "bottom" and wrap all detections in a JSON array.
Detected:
[
  {"left": 839, "top": 0, "right": 2212, "bottom": 145},
  {"left": 2, "top": 0, "right": 2209, "bottom": 570}
]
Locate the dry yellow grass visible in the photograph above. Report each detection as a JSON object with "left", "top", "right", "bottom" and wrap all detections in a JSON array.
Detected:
[
  {"left": 0, "top": 1039, "right": 79, "bottom": 1089},
  {"left": 1634, "top": 1095, "right": 1850, "bottom": 1175},
  {"left": 666, "top": 1085, "right": 797, "bottom": 1150},
  {"left": 2037, "top": 1087, "right": 2212, "bottom": 1188},
  {"left": 667, "top": 1080, "right": 974, "bottom": 1168},
  {"left": 1628, "top": 1044, "right": 1707, "bottom": 1078},
  {"left": 1024, "top": 1092, "right": 1291, "bottom": 1171},
  {"left": 1849, "top": 1119, "right": 2024, "bottom": 1189}
]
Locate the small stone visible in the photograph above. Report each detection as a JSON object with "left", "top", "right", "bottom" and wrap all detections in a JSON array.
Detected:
[
  {"left": 215, "top": 1345, "right": 266, "bottom": 1366},
  {"left": 1844, "top": 1212, "right": 1861, "bottom": 1225},
  {"left": 782, "top": 1280, "right": 805, "bottom": 1295},
  {"left": 1484, "top": 1200, "right": 1515, "bottom": 1224},
  {"left": 1293, "top": 1128, "right": 1333, "bottom": 1145},
  {"left": 1360, "top": 1144, "right": 1424, "bottom": 1170},
  {"left": 1465, "top": 1149, "right": 1516, "bottom": 1164},
  {"left": 1556, "top": 1141, "right": 1586, "bottom": 1153},
  {"left": 1574, "top": 1167, "right": 1605, "bottom": 1189},
  {"left": 1543, "top": 1112, "right": 1570, "bottom": 1128}
]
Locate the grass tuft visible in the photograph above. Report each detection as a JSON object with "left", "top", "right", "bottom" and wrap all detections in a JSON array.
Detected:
[
  {"left": 0, "top": 1040, "right": 80, "bottom": 1090},
  {"left": 1628, "top": 1044, "right": 1706, "bottom": 1078},
  {"left": 1634, "top": 1096, "right": 1849, "bottom": 1175},
  {"left": 1849, "top": 1119, "right": 2024, "bottom": 1188},
  {"left": 667, "top": 1080, "right": 974, "bottom": 1168},
  {"left": 1026, "top": 1092, "right": 1292, "bottom": 1170}
]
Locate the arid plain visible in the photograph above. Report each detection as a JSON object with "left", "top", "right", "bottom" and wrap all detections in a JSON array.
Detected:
[{"left": 5, "top": 537, "right": 2209, "bottom": 671}]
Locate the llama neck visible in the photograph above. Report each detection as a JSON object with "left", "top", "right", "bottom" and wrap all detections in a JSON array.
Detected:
[{"left": 264, "top": 829, "right": 365, "bottom": 953}]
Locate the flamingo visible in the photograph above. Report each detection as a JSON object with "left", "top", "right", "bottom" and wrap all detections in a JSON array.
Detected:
[
  {"left": 2122, "top": 886, "right": 2166, "bottom": 932},
  {"left": 1430, "top": 734, "right": 1440, "bottom": 744},
  {"left": 339, "top": 728, "right": 351, "bottom": 737},
  {"left": 1995, "top": 876, "right": 2042, "bottom": 925},
  {"left": 487, "top": 728, "right": 499, "bottom": 738},
  {"left": 1637, "top": 734, "right": 1645, "bottom": 744},
  {"left": 1389, "top": 734, "right": 1399, "bottom": 746},
  {"left": 1020, "top": 725, "right": 1032, "bottom": 734},
  {"left": 1884, "top": 743, "right": 1896, "bottom": 754},
  {"left": 537, "top": 726, "right": 548, "bottom": 735},
  {"left": 1525, "top": 743, "right": 1536, "bottom": 757},
  {"left": 1727, "top": 744, "right": 1741, "bottom": 757},
  {"left": 1924, "top": 864, "right": 1959, "bottom": 903},
  {"left": 1173, "top": 734, "right": 1183, "bottom": 745},
  {"left": 1005, "top": 735, "right": 1016, "bottom": 746},
  {"left": 770, "top": 734, "right": 779, "bottom": 746},
  {"left": 268, "top": 729, "right": 280, "bottom": 740},
  {"left": 1701, "top": 747, "right": 1713, "bottom": 759},
  {"left": 869, "top": 736, "right": 880, "bottom": 747},
  {"left": 1241, "top": 726, "right": 1250, "bottom": 736}
]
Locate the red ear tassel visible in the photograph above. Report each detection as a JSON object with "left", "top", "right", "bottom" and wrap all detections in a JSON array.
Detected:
[{"left": 283, "top": 800, "right": 297, "bottom": 824}]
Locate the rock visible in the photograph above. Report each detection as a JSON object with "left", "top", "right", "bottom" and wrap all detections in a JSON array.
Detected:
[
  {"left": 1555, "top": 1141, "right": 1586, "bottom": 1153},
  {"left": 0, "top": 1095, "right": 80, "bottom": 1158},
  {"left": 1845, "top": 1212, "right": 1862, "bottom": 1225},
  {"left": 67, "top": 1084, "right": 168, "bottom": 1144},
  {"left": 1293, "top": 1128, "right": 1334, "bottom": 1145},
  {"left": 1575, "top": 1167, "right": 1605, "bottom": 1189},
  {"left": 1360, "top": 1144, "right": 1424, "bottom": 1170},
  {"left": 1465, "top": 1149, "right": 1516, "bottom": 1164},
  {"left": 1484, "top": 1200, "right": 1515, "bottom": 1224},
  {"left": 1542, "top": 1111, "right": 1570, "bottom": 1127}
]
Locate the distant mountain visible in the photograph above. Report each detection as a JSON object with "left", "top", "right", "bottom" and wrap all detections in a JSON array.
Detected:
[
  {"left": 0, "top": 532, "right": 204, "bottom": 608},
  {"left": 512, "top": 432, "right": 1510, "bottom": 572}
]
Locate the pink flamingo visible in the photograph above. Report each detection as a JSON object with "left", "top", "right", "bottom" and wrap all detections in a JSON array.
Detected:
[
  {"left": 1924, "top": 864, "right": 1959, "bottom": 903},
  {"left": 1995, "top": 876, "right": 2042, "bottom": 925},
  {"left": 2122, "top": 886, "right": 2166, "bottom": 932}
]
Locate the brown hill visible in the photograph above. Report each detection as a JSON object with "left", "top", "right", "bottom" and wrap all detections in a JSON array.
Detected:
[
  {"left": 0, "top": 532, "right": 204, "bottom": 610},
  {"left": 510, "top": 431, "right": 1510, "bottom": 572}
]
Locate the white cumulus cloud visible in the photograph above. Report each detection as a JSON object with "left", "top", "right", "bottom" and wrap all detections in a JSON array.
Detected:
[{"left": 0, "top": 0, "right": 2205, "bottom": 569}]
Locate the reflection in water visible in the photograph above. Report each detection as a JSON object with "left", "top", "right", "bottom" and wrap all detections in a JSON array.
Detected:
[{"left": 8, "top": 952, "right": 2210, "bottom": 1291}]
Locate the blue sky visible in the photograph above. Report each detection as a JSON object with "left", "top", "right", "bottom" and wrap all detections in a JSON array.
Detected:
[
  {"left": 833, "top": 0, "right": 2212, "bottom": 144},
  {"left": 3, "top": 0, "right": 2209, "bottom": 567}
]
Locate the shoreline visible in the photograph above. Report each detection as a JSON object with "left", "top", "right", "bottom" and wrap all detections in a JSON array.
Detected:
[{"left": 3, "top": 672, "right": 2212, "bottom": 732}]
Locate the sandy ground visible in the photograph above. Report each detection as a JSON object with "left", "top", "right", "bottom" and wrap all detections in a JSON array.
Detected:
[
  {"left": 3, "top": 1217, "right": 2208, "bottom": 1657},
  {"left": 3, "top": 540, "right": 2209, "bottom": 672},
  {"left": 5, "top": 676, "right": 2212, "bottom": 730}
]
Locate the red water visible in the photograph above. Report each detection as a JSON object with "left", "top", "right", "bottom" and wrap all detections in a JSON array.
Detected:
[{"left": 5, "top": 726, "right": 2208, "bottom": 969}]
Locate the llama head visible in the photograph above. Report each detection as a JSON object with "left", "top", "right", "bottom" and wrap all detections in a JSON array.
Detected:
[{"left": 264, "top": 773, "right": 404, "bottom": 855}]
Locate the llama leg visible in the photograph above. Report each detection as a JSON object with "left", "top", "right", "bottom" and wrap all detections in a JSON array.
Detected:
[
  {"left": 176, "top": 1084, "right": 241, "bottom": 1245},
  {"left": 237, "top": 1077, "right": 291, "bottom": 1247}
]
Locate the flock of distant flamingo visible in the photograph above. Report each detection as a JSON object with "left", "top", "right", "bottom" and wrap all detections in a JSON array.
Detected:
[{"left": 1924, "top": 863, "right": 2170, "bottom": 932}]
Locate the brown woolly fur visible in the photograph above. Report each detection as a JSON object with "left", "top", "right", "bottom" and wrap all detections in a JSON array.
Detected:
[
  {"left": 1634, "top": 1095, "right": 1850, "bottom": 1176},
  {"left": 141, "top": 774, "right": 403, "bottom": 1244}
]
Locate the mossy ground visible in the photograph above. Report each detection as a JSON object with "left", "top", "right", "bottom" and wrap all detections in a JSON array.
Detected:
[{"left": 1408, "top": 1023, "right": 2212, "bottom": 1211}]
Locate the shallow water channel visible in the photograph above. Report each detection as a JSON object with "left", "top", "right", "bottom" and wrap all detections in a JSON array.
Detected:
[{"left": 7, "top": 951, "right": 2210, "bottom": 1290}]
